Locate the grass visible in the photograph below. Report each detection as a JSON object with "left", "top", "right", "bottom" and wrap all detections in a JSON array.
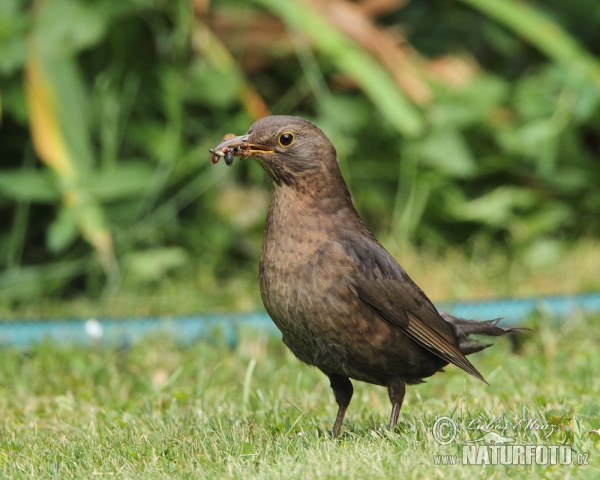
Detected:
[
  {"left": 1, "top": 241, "right": 598, "bottom": 477},
  {"left": 0, "top": 310, "right": 599, "bottom": 478}
]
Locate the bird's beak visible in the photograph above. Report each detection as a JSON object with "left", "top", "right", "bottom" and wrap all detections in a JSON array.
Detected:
[
  {"left": 211, "top": 134, "right": 250, "bottom": 155},
  {"left": 210, "top": 134, "right": 274, "bottom": 161}
]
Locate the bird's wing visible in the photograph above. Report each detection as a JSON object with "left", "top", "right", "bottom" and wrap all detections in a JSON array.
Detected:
[{"left": 339, "top": 233, "right": 486, "bottom": 383}]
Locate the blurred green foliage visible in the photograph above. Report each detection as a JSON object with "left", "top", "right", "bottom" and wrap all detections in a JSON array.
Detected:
[{"left": 1, "top": 0, "right": 599, "bottom": 306}]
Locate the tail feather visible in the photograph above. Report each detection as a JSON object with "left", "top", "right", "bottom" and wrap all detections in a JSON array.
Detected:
[
  {"left": 458, "top": 341, "right": 494, "bottom": 356},
  {"left": 440, "top": 312, "right": 529, "bottom": 356}
]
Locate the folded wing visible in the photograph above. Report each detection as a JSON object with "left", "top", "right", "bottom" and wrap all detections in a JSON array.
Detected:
[{"left": 339, "top": 233, "right": 487, "bottom": 383}]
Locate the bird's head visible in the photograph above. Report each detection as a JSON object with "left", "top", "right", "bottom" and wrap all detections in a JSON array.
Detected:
[{"left": 210, "top": 116, "right": 340, "bottom": 191}]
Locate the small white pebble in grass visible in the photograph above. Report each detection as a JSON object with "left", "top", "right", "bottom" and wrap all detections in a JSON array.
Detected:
[{"left": 85, "top": 318, "right": 103, "bottom": 340}]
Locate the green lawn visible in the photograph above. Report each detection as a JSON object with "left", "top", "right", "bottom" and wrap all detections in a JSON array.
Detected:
[{"left": 1, "top": 311, "right": 598, "bottom": 478}]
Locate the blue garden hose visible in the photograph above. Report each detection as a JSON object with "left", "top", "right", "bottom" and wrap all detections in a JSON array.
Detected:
[{"left": 0, "top": 292, "right": 599, "bottom": 347}]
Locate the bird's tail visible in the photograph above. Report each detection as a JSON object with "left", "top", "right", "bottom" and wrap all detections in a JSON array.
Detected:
[{"left": 440, "top": 313, "right": 529, "bottom": 356}]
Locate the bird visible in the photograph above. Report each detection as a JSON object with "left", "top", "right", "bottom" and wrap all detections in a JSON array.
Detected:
[{"left": 210, "top": 115, "right": 527, "bottom": 438}]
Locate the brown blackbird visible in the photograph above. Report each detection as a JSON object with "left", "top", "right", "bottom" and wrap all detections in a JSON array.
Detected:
[{"left": 210, "top": 115, "right": 526, "bottom": 438}]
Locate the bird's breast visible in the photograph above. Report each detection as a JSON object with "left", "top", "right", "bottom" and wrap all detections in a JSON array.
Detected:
[
  {"left": 259, "top": 188, "right": 353, "bottom": 339},
  {"left": 257, "top": 186, "right": 435, "bottom": 383}
]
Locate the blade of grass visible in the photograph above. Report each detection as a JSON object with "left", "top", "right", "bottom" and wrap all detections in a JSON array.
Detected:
[{"left": 242, "top": 358, "right": 257, "bottom": 414}]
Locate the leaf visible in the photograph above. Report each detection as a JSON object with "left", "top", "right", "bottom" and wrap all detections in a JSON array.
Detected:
[
  {"left": 75, "top": 201, "right": 113, "bottom": 262},
  {"left": 459, "top": 0, "right": 600, "bottom": 87},
  {"left": 0, "top": 261, "right": 85, "bottom": 301},
  {"left": 519, "top": 204, "right": 571, "bottom": 238},
  {"left": 240, "top": 441, "right": 255, "bottom": 456},
  {"left": 0, "top": 79, "right": 28, "bottom": 123},
  {"left": 189, "top": 63, "right": 244, "bottom": 109},
  {"left": 0, "top": 7, "right": 28, "bottom": 75},
  {"left": 0, "top": 170, "right": 60, "bottom": 202},
  {"left": 418, "top": 129, "right": 476, "bottom": 178},
  {"left": 124, "top": 248, "right": 189, "bottom": 283},
  {"left": 252, "top": 0, "right": 425, "bottom": 137},
  {"left": 435, "top": 74, "right": 509, "bottom": 128},
  {"left": 318, "top": 95, "right": 371, "bottom": 133},
  {"left": 26, "top": 9, "right": 116, "bottom": 271},
  {"left": 25, "top": 54, "right": 76, "bottom": 181},
  {"left": 127, "top": 122, "right": 181, "bottom": 160},
  {"left": 452, "top": 186, "right": 537, "bottom": 227},
  {"left": 42, "top": 55, "right": 94, "bottom": 173},
  {"left": 514, "top": 68, "right": 558, "bottom": 120},
  {"left": 34, "top": 0, "right": 108, "bottom": 58},
  {"left": 515, "top": 119, "right": 555, "bottom": 156},
  {"left": 85, "top": 163, "right": 157, "bottom": 202},
  {"left": 47, "top": 206, "right": 78, "bottom": 253},
  {"left": 521, "top": 239, "right": 562, "bottom": 269}
]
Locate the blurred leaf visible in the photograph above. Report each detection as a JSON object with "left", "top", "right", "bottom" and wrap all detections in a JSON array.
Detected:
[
  {"left": 452, "top": 186, "right": 537, "bottom": 227},
  {"left": 189, "top": 62, "right": 244, "bottom": 109},
  {"left": 190, "top": 8, "right": 269, "bottom": 120},
  {"left": 515, "top": 204, "right": 572, "bottom": 240},
  {"left": 418, "top": 128, "right": 476, "bottom": 178},
  {"left": 25, "top": 54, "right": 76, "bottom": 181},
  {"left": 86, "top": 163, "right": 157, "bottom": 202},
  {"left": 395, "top": 174, "right": 433, "bottom": 243},
  {"left": 561, "top": 67, "right": 600, "bottom": 123},
  {"left": 75, "top": 201, "right": 113, "bottom": 264},
  {"left": 26, "top": 8, "right": 115, "bottom": 272},
  {"left": 47, "top": 206, "right": 78, "bottom": 253},
  {"left": 543, "top": 167, "right": 591, "bottom": 193},
  {"left": 0, "top": 47, "right": 26, "bottom": 77},
  {"left": 42, "top": 55, "right": 94, "bottom": 173},
  {"left": 0, "top": 170, "right": 60, "bottom": 202},
  {"left": 240, "top": 441, "right": 255, "bottom": 456},
  {"left": 0, "top": 0, "right": 28, "bottom": 75},
  {"left": 316, "top": 95, "right": 372, "bottom": 160},
  {"left": 2, "top": 0, "right": 600, "bottom": 301},
  {"left": 515, "top": 68, "right": 560, "bottom": 120},
  {"left": 131, "top": 126, "right": 182, "bottom": 163},
  {"left": 124, "top": 248, "right": 189, "bottom": 283},
  {"left": 460, "top": 0, "right": 600, "bottom": 87},
  {"left": 0, "top": 80, "right": 28, "bottom": 123},
  {"left": 521, "top": 239, "right": 563, "bottom": 269},
  {"left": 253, "top": 0, "right": 425, "bottom": 137},
  {"left": 309, "top": 0, "right": 431, "bottom": 105},
  {"left": 215, "top": 186, "right": 269, "bottom": 231},
  {"left": 434, "top": 74, "right": 508, "bottom": 128},
  {"left": 33, "top": 0, "right": 117, "bottom": 58},
  {"left": 318, "top": 95, "right": 371, "bottom": 133},
  {"left": 515, "top": 119, "right": 556, "bottom": 156},
  {"left": 0, "top": 261, "right": 86, "bottom": 301}
]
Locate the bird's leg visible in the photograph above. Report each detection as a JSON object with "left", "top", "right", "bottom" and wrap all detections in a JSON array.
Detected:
[
  {"left": 387, "top": 379, "right": 406, "bottom": 430},
  {"left": 327, "top": 373, "right": 353, "bottom": 438}
]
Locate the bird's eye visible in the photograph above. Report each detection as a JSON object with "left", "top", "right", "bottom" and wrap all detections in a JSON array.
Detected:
[{"left": 278, "top": 132, "right": 295, "bottom": 147}]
